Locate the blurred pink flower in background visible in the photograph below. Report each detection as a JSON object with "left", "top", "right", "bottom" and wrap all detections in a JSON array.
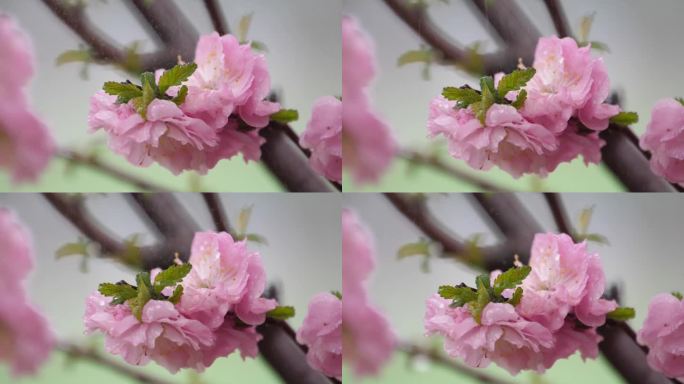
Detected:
[
  {"left": 342, "top": 209, "right": 395, "bottom": 376},
  {"left": 0, "top": 209, "right": 55, "bottom": 377},
  {"left": 300, "top": 96, "right": 342, "bottom": 183},
  {"left": 640, "top": 99, "right": 684, "bottom": 186},
  {"left": 342, "top": 16, "right": 396, "bottom": 185},
  {"left": 296, "top": 292, "right": 342, "bottom": 379},
  {"left": 637, "top": 293, "right": 684, "bottom": 382},
  {"left": 0, "top": 15, "right": 55, "bottom": 183}
]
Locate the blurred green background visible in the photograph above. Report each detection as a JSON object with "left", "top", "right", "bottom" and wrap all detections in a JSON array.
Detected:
[
  {"left": 342, "top": 193, "right": 684, "bottom": 383},
  {"left": 0, "top": 193, "right": 341, "bottom": 383},
  {"left": 0, "top": 0, "right": 341, "bottom": 192},
  {"left": 343, "top": 0, "right": 684, "bottom": 192}
]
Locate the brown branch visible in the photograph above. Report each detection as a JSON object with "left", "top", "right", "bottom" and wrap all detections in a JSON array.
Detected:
[
  {"left": 467, "top": 0, "right": 540, "bottom": 54},
  {"left": 543, "top": 193, "right": 572, "bottom": 235},
  {"left": 201, "top": 193, "right": 235, "bottom": 236},
  {"left": 203, "top": 0, "right": 229, "bottom": 35},
  {"left": 260, "top": 124, "right": 337, "bottom": 192},
  {"left": 43, "top": 194, "right": 126, "bottom": 256},
  {"left": 57, "top": 149, "right": 169, "bottom": 192},
  {"left": 398, "top": 342, "right": 516, "bottom": 384},
  {"left": 398, "top": 149, "right": 512, "bottom": 192},
  {"left": 57, "top": 341, "right": 174, "bottom": 384},
  {"left": 543, "top": 0, "right": 572, "bottom": 38}
]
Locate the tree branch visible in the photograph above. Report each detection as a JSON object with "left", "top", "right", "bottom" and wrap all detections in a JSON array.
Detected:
[
  {"left": 203, "top": 0, "right": 229, "bottom": 35},
  {"left": 543, "top": 193, "right": 572, "bottom": 235},
  {"left": 543, "top": 0, "right": 572, "bottom": 38},
  {"left": 398, "top": 149, "right": 512, "bottom": 192},
  {"left": 57, "top": 149, "right": 169, "bottom": 192},
  {"left": 398, "top": 342, "right": 516, "bottom": 384},
  {"left": 201, "top": 193, "right": 235, "bottom": 236},
  {"left": 467, "top": 0, "right": 540, "bottom": 53},
  {"left": 57, "top": 341, "right": 174, "bottom": 384}
]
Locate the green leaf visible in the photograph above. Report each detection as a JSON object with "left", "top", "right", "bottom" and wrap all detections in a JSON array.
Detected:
[
  {"left": 237, "top": 13, "right": 253, "bottom": 43},
  {"left": 511, "top": 89, "right": 528, "bottom": 109},
  {"left": 129, "top": 272, "right": 153, "bottom": 321},
  {"left": 158, "top": 63, "right": 197, "bottom": 94},
  {"left": 509, "top": 286, "right": 523, "bottom": 306},
  {"left": 610, "top": 111, "right": 639, "bottom": 126},
  {"left": 576, "top": 232, "right": 610, "bottom": 245},
  {"left": 475, "top": 76, "right": 496, "bottom": 124},
  {"left": 441, "top": 86, "right": 481, "bottom": 108},
  {"left": 138, "top": 74, "right": 157, "bottom": 119},
  {"left": 578, "top": 13, "right": 595, "bottom": 45},
  {"left": 439, "top": 285, "right": 477, "bottom": 307},
  {"left": 589, "top": 41, "right": 610, "bottom": 53},
  {"left": 98, "top": 282, "right": 137, "bottom": 305},
  {"left": 56, "top": 49, "right": 91, "bottom": 66},
  {"left": 673, "top": 291, "right": 683, "bottom": 300},
  {"left": 607, "top": 306, "right": 635, "bottom": 321},
  {"left": 270, "top": 109, "right": 299, "bottom": 123},
  {"left": 237, "top": 205, "right": 253, "bottom": 235},
  {"left": 475, "top": 273, "right": 491, "bottom": 291},
  {"left": 168, "top": 285, "right": 184, "bottom": 304},
  {"left": 576, "top": 206, "right": 594, "bottom": 236},
  {"left": 397, "top": 49, "right": 433, "bottom": 67},
  {"left": 493, "top": 265, "right": 531, "bottom": 295},
  {"left": 397, "top": 241, "right": 430, "bottom": 259},
  {"left": 102, "top": 81, "right": 142, "bottom": 103},
  {"left": 250, "top": 40, "right": 269, "bottom": 52},
  {"left": 496, "top": 68, "right": 536, "bottom": 99},
  {"left": 675, "top": 97, "right": 684, "bottom": 106},
  {"left": 245, "top": 233, "right": 268, "bottom": 245},
  {"left": 267, "top": 306, "right": 295, "bottom": 320},
  {"left": 469, "top": 276, "right": 491, "bottom": 324},
  {"left": 153, "top": 264, "right": 192, "bottom": 292},
  {"left": 172, "top": 85, "right": 188, "bottom": 106},
  {"left": 331, "top": 291, "right": 342, "bottom": 300},
  {"left": 55, "top": 240, "right": 89, "bottom": 259}
]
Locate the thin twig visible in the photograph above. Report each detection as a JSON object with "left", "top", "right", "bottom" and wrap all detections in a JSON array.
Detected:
[
  {"left": 58, "top": 341, "right": 174, "bottom": 384},
  {"left": 398, "top": 342, "right": 516, "bottom": 384},
  {"left": 201, "top": 193, "right": 235, "bottom": 235},
  {"left": 57, "top": 149, "right": 169, "bottom": 192},
  {"left": 398, "top": 149, "right": 512, "bottom": 192},
  {"left": 203, "top": 0, "right": 229, "bottom": 35},
  {"left": 543, "top": 0, "right": 572, "bottom": 38},
  {"left": 543, "top": 193, "right": 572, "bottom": 235}
]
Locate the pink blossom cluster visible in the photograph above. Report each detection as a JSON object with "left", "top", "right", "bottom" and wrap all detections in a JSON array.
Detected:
[
  {"left": 425, "top": 233, "right": 616, "bottom": 375},
  {"left": 89, "top": 32, "right": 279, "bottom": 175},
  {"left": 300, "top": 96, "right": 342, "bottom": 183},
  {"left": 296, "top": 292, "right": 342, "bottom": 379},
  {"left": 342, "top": 209, "right": 395, "bottom": 376},
  {"left": 640, "top": 99, "right": 684, "bottom": 186},
  {"left": 0, "top": 209, "right": 55, "bottom": 377},
  {"left": 342, "top": 17, "right": 397, "bottom": 184},
  {"left": 428, "top": 36, "right": 620, "bottom": 178},
  {"left": 637, "top": 293, "right": 684, "bottom": 382},
  {"left": 0, "top": 15, "right": 55, "bottom": 183},
  {"left": 84, "top": 231, "right": 277, "bottom": 373}
]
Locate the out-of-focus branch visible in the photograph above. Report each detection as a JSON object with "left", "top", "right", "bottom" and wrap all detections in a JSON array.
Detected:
[
  {"left": 398, "top": 342, "right": 516, "bottom": 384},
  {"left": 128, "top": 0, "right": 198, "bottom": 61},
  {"left": 57, "top": 341, "right": 174, "bottom": 384},
  {"left": 543, "top": 0, "right": 572, "bottom": 38},
  {"left": 467, "top": 0, "right": 540, "bottom": 58},
  {"left": 203, "top": 0, "right": 229, "bottom": 35},
  {"left": 543, "top": 193, "right": 572, "bottom": 235},
  {"left": 201, "top": 193, "right": 235, "bottom": 236},
  {"left": 57, "top": 149, "right": 169, "bottom": 192},
  {"left": 398, "top": 149, "right": 512, "bottom": 192}
]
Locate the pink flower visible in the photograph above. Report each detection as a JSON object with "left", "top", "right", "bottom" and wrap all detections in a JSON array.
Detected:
[
  {"left": 0, "top": 16, "right": 55, "bottom": 183},
  {"left": 637, "top": 293, "right": 684, "bottom": 382},
  {"left": 0, "top": 293, "right": 55, "bottom": 377},
  {"left": 184, "top": 32, "right": 279, "bottom": 129},
  {"left": 300, "top": 96, "right": 342, "bottom": 183},
  {"left": 541, "top": 320, "right": 601, "bottom": 369},
  {"left": 296, "top": 292, "right": 342, "bottom": 379},
  {"left": 524, "top": 36, "right": 619, "bottom": 132},
  {"left": 428, "top": 96, "right": 559, "bottom": 177},
  {"left": 179, "top": 232, "right": 276, "bottom": 329},
  {"left": 88, "top": 92, "right": 221, "bottom": 175},
  {"left": 342, "top": 209, "right": 395, "bottom": 376},
  {"left": 425, "top": 295, "right": 554, "bottom": 375},
  {"left": 0, "top": 209, "right": 34, "bottom": 285},
  {"left": 84, "top": 293, "right": 216, "bottom": 373},
  {"left": 640, "top": 99, "right": 684, "bottom": 185},
  {"left": 519, "top": 233, "right": 616, "bottom": 330},
  {"left": 342, "top": 16, "right": 396, "bottom": 184}
]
